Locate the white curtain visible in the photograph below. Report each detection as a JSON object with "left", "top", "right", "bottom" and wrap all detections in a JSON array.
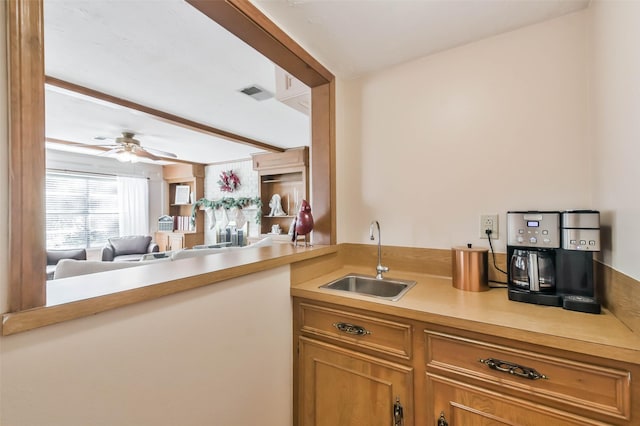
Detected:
[{"left": 117, "top": 176, "right": 149, "bottom": 236}]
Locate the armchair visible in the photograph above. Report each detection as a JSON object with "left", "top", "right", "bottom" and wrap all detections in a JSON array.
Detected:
[
  {"left": 46, "top": 248, "right": 87, "bottom": 280},
  {"left": 101, "top": 235, "right": 159, "bottom": 262}
]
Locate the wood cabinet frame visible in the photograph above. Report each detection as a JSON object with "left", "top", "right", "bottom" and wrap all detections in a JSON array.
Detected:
[
  {"left": 294, "top": 297, "right": 639, "bottom": 426},
  {"left": 7, "top": 0, "right": 335, "bottom": 312}
]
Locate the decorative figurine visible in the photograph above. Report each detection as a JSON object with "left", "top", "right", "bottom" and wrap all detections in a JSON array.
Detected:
[
  {"left": 268, "top": 194, "right": 286, "bottom": 216},
  {"left": 291, "top": 199, "right": 314, "bottom": 247}
]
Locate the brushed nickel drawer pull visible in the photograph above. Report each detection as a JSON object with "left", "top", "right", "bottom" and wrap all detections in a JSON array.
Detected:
[
  {"left": 333, "top": 322, "right": 372, "bottom": 336},
  {"left": 479, "top": 357, "right": 548, "bottom": 380}
]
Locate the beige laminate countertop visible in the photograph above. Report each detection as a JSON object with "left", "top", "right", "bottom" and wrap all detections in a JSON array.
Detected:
[
  {"left": 291, "top": 266, "right": 640, "bottom": 364},
  {"left": 3, "top": 243, "right": 337, "bottom": 335}
]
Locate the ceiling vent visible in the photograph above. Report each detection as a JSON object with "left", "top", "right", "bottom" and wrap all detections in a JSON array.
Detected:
[{"left": 239, "top": 85, "right": 273, "bottom": 101}]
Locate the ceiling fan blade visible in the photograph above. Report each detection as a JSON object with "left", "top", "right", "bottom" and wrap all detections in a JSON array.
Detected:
[
  {"left": 91, "top": 143, "right": 119, "bottom": 148},
  {"left": 135, "top": 148, "right": 162, "bottom": 161},
  {"left": 143, "top": 146, "right": 178, "bottom": 158},
  {"left": 93, "top": 136, "right": 117, "bottom": 142},
  {"left": 99, "top": 147, "right": 122, "bottom": 157},
  {"left": 47, "top": 138, "right": 115, "bottom": 148}
]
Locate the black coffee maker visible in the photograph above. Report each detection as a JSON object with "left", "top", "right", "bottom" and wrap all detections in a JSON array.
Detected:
[
  {"left": 556, "top": 210, "right": 601, "bottom": 314},
  {"left": 507, "top": 210, "right": 601, "bottom": 313},
  {"left": 507, "top": 211, "right": 563, "bottom": 306}
]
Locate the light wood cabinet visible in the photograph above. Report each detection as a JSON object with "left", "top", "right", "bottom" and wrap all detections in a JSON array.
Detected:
[
  {"left": 424, "top": 330, "right": 631, "bottom": 424},
  {"left": 299, "top": 337, "right": 413, "bottom": 426},
  {"left": 155, "top": 163, "right": 204, "bottom": 250},
  {"left": 155, "top": 232, "right": 205, "bottom": 252},
  {"left": 252, "top": 147, "right": 308, "bottom": 239},
  {"left": 428, "top": 374, "right": 605, "bottom": 426},
  {"left": 294, "top": 299, "right": 414, "bottom": 426},
  {"left": 293, "top": 297, "right": 638, "bottom": 426}
]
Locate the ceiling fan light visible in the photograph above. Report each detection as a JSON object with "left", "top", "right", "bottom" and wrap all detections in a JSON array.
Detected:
[{"left": 117, "top": 150, "right": 132, "bottom": 162}]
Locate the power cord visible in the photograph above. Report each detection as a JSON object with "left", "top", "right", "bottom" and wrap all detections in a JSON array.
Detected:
[{"left": 486, "top": 229, "right": 508, "bottom": 287}]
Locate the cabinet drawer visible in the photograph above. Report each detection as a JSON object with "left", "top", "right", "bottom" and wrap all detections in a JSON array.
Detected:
[
  {"left": 299, "top": 303, "right": 412, "bottom": 360},
  {"left": 425, "top": 331, "right": 631, "bottom": 421},
  {"left": 428, "top": 374, "right": 607, "bottom": 426}
]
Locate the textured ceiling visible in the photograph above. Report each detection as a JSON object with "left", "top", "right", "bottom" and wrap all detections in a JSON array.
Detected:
[
  {"left": 253, "top": 0, "right": 590, "bottom": 79},
  {"left": 44, "top": 0, "right": 590, "bottom": 165},
  {"left": 44, "top": 0, "right": 310, "bottom": 164}
]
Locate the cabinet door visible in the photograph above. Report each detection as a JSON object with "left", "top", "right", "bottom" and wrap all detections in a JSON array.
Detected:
[
  {"left": 168, "top": 234, "right": 185, "bottom": 251},
  {"left": 427, "top": 374, "right": 605, "bottom": 426},
  {"left": 183, "top": 232, "right": 203, "bottom": 249},
  {"left": 299, "top": 337, "right": 413, "bottom": 426},
  {"left": 154, "top": 232, "right": 169, "bottom": 252}
]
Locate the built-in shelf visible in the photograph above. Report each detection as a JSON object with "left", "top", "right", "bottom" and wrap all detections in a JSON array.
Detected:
[
  {"left": 252, "top": 147, "right": 309, "bottom": 237},
  {"left": 156, "top": 164, "right": 205, "bottom": 251}
]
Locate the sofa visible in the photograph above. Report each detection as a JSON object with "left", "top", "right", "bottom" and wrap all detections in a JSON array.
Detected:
[
  {"left": 101, "top": 235, "right": 159, "bottom": 262},
  {"left": 52, "top": 237, "right": 273, "bottom": 279},
  {"left": 170, "top": 237, "right": 273, "bottom": 261},
  {"left": 53, "top": 258, "right": 170, "bottom": 280},
  {"left": 46, "top": 248, "right": 87, "bottom": 280}
]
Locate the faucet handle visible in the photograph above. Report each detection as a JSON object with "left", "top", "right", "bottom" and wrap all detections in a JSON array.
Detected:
[{"left": 376, "top": 264, "right": 389, "bottom": 279}]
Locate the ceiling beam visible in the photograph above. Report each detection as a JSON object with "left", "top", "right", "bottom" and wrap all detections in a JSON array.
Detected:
[{"left": 45, "top": 76, "right": 285, "bottom": 154}]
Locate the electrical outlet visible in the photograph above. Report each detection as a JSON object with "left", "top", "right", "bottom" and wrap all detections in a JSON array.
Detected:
[{"left": 480, "top": 214, "right": 499, "bottom": 239}]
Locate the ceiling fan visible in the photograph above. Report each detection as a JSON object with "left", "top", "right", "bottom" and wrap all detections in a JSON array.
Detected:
[{"left": 94, "top": 131, "right": 178, "bottom": 162}]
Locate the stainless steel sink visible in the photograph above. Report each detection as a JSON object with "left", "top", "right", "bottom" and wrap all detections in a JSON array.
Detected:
[{"left": 320, "top": 274, "right": 416, "bottom": 301}]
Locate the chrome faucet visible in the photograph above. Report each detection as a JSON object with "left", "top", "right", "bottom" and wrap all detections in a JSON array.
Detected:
[{"left": 370, "top": 220, "right": 389, "bottom": 279}]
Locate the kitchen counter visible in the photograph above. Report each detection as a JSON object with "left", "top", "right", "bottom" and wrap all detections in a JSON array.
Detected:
[
  {"left": 2, "top": 243, "right": 337, "bottom": 335},
  {"left": 291, "top": 265, "right": 640, "bottom": 364}
]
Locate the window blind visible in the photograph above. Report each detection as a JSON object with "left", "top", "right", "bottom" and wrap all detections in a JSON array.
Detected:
[{"left": 46, "top": 171, "right": 119, "bottom": 249}]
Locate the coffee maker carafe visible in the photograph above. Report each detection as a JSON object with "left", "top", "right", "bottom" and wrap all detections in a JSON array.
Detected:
[
  {"left": 507, "top": 211, "right": 562, "bottom": 306},
  {"left": 510, "top": 249, "right": 556, "bottom": 291}
]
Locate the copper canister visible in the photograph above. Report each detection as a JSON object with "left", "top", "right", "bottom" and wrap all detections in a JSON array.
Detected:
[{"left": 451, "top": 245, "right": 489, "bottom": 292}]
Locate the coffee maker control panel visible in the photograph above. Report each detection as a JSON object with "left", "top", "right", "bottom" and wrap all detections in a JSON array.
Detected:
[
  {"left": 561, "top": 229, "right": 600, "bottom": 251},
  {"left": 561, "top": 210, "right": 600, "bottom": 251},
  {"left": 507, "top": 211, "right": 560, "bottom": 248}
]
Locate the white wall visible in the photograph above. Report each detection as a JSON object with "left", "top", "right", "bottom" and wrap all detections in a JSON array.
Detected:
[
  {"left": 337, "top": 10, "right": 592, "bottom": 254},
  {"left": 590, "top": 0, "right": 640, "bottom": 280},
  {"left": 0, "top": 267, "right": 293, "bottom": 426}
]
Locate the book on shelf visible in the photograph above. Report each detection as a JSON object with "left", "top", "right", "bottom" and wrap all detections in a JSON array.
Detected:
[{"left": 172, "top": 215, "right": 193, "bottom": 231}]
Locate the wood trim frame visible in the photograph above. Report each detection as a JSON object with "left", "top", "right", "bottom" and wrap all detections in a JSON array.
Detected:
[
  {"left": 6, "top": 0, "right": 335, "bottom": 313},
  {"left": 186, "top": 0, "right": 333, "bottom": 87},
  {"left": 8, "top": 0, "right": 46, "bottom": 310},
  {"left": 188, "top": 0, "right": 336, "bottom": 245}
]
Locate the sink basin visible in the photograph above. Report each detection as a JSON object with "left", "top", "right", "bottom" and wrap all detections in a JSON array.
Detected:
[{"left": 320, "top": 274, "right": 416, "bottom": 301}]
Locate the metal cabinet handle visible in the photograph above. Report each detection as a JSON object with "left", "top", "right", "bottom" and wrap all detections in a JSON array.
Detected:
[
  {"left": 437, "top": 411, "right": 448, "bottom": 426},
  {"left": 393, "top": 396, "right": 404, "bottom": 426},
  {"left": 479, "top": 357, "right": 548, "bottom": 380},
  {"left": 333, "top": 322, "right": 371, "bottom": 336}
]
